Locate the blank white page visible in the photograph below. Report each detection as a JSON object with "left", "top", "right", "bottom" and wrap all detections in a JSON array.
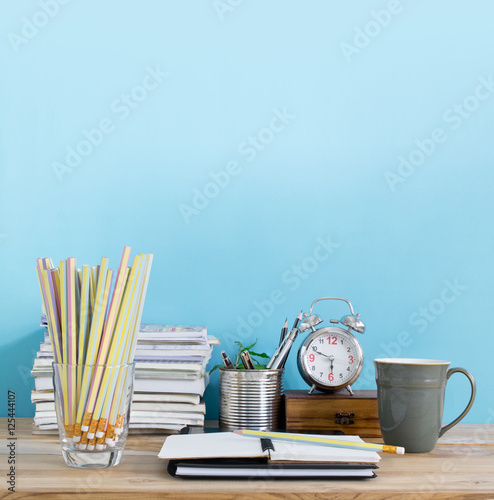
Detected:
[{"left": 158, "top": 432, "right": 266, "bottom": 460}]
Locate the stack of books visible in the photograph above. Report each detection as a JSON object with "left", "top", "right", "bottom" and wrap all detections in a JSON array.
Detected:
[{"left": 32, "top": 317, "right": 219, "bottom": 434}]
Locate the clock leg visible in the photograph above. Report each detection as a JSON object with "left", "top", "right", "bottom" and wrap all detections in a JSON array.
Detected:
[
  {"left": 346, "top": 385, "right": 354, "bottom": 396},
  {"left": 308, "top": 384, "right": 317, "bottom": 395}
]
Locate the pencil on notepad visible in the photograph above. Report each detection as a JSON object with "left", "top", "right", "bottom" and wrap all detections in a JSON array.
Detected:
[{"left": 233, "top": 430, "right": 405, "bottom": 454}]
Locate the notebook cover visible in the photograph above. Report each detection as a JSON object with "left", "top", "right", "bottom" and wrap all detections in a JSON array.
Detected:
[{"left": 167, "top": 458, "right": 378, "bottom": 479}]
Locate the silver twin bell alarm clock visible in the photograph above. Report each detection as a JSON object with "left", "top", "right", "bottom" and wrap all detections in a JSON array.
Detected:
[{"left": 297, "top": 297, "right": 365, "bottom": 396}]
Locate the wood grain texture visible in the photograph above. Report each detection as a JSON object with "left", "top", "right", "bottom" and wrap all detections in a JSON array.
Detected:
[
  {"left": 1, "top": 419, "right": 494, "bottom": 499},
  {"left": 285, "top": 390, "right": 381, "bottom": 437}
]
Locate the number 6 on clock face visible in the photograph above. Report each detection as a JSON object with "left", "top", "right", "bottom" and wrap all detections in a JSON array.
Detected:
[{"left": 297, "top": 327, "right": 364, "bottom": 395}]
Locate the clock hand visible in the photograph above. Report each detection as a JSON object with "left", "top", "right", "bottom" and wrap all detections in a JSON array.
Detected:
[
  {"left": 314, "top": 352, "right": 335, "bottom": 373},
  {"left": 314, "top": 351, "right": 331, "bottom": 358}
]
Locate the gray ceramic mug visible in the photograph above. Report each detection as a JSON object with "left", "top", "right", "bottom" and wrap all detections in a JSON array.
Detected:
[{"left": 374, "top": 358, "right": 476, "bottom": 453}]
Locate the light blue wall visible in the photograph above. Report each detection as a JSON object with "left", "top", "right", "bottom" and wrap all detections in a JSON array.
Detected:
[{"left": 1, "top": 1, "right": 492, "bottom": 424}]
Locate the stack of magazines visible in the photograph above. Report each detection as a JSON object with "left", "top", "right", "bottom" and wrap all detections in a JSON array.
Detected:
[{"left": 32, "top": 315, "right": 219, "bottom": 434}]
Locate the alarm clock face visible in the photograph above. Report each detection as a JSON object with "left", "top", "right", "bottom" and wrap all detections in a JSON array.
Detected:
[{"left": 298, "top": 327, "right": 363, "bottom": 392}]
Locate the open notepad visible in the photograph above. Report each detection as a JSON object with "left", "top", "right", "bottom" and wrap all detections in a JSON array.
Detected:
[{"left": 158, "top": 432, "right": 380, "bottom": 479}]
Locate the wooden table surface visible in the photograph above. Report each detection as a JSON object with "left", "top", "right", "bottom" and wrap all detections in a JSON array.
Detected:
[{"left": 1, "top": 418, "right": 494, "bottom": 499}]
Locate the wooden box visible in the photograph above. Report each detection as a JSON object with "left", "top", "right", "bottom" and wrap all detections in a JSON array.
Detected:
[{"left": 284, "top": 389, "right": 381, "bottom": 437}]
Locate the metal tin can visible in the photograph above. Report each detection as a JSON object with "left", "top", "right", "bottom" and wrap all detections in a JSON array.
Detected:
[{"left": 219, "top": 368, "right": 284, "bottom": 431}]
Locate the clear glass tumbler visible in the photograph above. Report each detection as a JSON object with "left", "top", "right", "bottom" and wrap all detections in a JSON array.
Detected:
[{"left": 52, "top": 362, "right": 134, "bottom": 468}]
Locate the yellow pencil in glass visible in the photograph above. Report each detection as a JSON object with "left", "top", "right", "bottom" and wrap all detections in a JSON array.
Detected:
[
  {"left": 89, "top": 268, "right": 140, "bottom": 439},
  {"left": 111, "top": 254, "right": 153, "bottom": 439},
  {"left": 79, "top": 267, "right": 113, "bottom": 433},
  {"left": 91, "top": 256, "right": 144, "bottom": 440},
  {"left": 74, "top": 257, "right": 110, "bottom": 436},
  {"left": 66, "top": 257, "right": 78, "bottom": 436},
  {"left": 83, "top": 248, "right": 132, "bottom": 439}
]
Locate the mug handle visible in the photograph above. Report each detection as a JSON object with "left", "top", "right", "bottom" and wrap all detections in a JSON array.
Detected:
[{"left": 439, "top": 367, "right": 476, "bottom": 438}]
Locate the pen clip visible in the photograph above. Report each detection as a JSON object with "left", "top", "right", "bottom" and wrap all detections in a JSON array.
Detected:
[{"left": 260, "top": 438, "right": 275, "bottom": 453}]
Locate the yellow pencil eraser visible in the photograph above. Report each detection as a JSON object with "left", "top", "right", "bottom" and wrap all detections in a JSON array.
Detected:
[
  {"left": 87, "top": 431, "right": 95, "bottom": 439},
  {"left": 79, "top": 443, "right": 87, "bottom": 450},
  {"left": 87, "top": 444, "right": 95, "bottom": 451},
  {"left": 96, "top": 443, "right": 106, "bottom": 451},
  {"left": 72, "top": 435, "right": 81, "bottom": 443},
  {"left": 95, "top": 431, "right": 104, "bottom": 438}
]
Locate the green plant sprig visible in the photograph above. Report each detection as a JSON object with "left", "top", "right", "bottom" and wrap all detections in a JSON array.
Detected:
[{"left": 210, "top": 338, "right": 270, "bottom": 373}]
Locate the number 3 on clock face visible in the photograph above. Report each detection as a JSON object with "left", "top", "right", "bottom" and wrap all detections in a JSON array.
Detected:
[{"left": 297, "top": 327, "right": 364, "bottom": 393}]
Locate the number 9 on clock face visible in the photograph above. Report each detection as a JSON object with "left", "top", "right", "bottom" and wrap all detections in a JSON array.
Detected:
[{"left": 297, "top": 327, "right": 364, "bottom": 393}]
